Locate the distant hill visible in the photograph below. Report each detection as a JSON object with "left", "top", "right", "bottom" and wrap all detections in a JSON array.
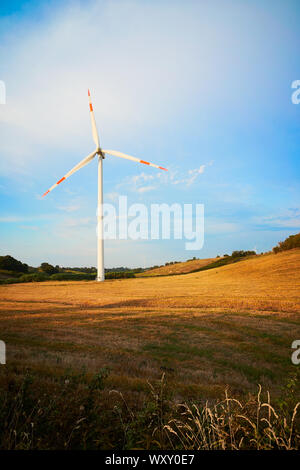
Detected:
[
  {"left": 137, "top": 257, "right": 219, "bottom": 276},
  {"left": 121, "top": 248, "right": 300, "bottom": 313},
  {"left": 137, "top": 250, "right": 258, "bottom": 277},
  {"left": 1, "top": 231, "right": 299, "bottom": 283},
  {"left": 0, "top": 256, "right": 29, "bottom": 279}
]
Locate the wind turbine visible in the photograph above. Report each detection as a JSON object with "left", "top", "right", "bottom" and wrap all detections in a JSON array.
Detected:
[{"left": 42, "top": 90, "right": 168, "bottom": 281}]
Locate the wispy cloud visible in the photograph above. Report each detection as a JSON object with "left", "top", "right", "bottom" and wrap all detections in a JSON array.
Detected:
[
  {"left": 105, "top": 192, "right": 119, "bottom": 202},
  {"left": 0, "top": 214, "right": 52, "bottom": 223},
  {"left": 172, "top": 164, "right": 208, "bottom": 186},
  {"left": 118, "top": 162, "right": 211, "bottom": 194},
  {"left": 57, "top": 203, "right": 81, "bottom": 213},
  {"left": 254, "top": 208, "right": 300, "bottom": 229},
  {"left": 132, "top": 173, "right": 155, "bottom": 184},
  {"left": 187, "top": 165, "right": 206, "bottom": 185},
  {"left": 62, "top": 217, "right": 93, "bottom": 228},
  {"left": 205, "top": 219, "right": 240, "bottom": 234},
  {"left": 117, "top": 172, "right": 158, "bottom": 194},
  {"left": 19, "top": 225, "right": 39, "bottom": 230},
  {"left": 137, "top": 185, "right": 156, "bottom": 193},
  {"left": 0, "top": 216, "right": 27, "bottom": 223}
]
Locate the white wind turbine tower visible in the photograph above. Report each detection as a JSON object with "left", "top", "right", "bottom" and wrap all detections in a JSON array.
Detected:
[{"left": 42, "top": 90, "right": 168, "bottom": 281}]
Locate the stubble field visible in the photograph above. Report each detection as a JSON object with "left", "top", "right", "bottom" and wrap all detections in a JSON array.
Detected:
[{"left": 0, "top": 249, "right": 299, "bottom": 449}]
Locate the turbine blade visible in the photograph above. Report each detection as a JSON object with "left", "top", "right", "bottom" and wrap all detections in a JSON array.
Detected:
[
  {"left": 88, "top": 89, "right": 100, "bottom": 149},
  {"left": 102, "top": 149, "right": 168, "bottom": 171},
  {"left": 42, "top": 150, "right": 97, "bottom": 197}
]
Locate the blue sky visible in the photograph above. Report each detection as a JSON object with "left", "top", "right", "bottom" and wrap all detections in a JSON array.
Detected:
[{"left": 0, "top": 0, "right": 299, "bottom": 268}]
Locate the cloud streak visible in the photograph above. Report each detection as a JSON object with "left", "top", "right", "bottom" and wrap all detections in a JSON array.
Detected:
[
  {"left": 118, "top": 162, "right": 210, "bottom": 194},
  {"left": 254, "top": 209, "right": 300, "bottom": 229}
]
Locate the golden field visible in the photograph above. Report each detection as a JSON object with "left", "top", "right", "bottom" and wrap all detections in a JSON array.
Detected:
[
  {"left": 137, "top": 256, "right": 218, "bottom": 276},
  {"left": 1, "top": 249, "right": 300, "bottom": 392},
  {"left": 0, "top": 249, "right": 299, "bottom": 449}
]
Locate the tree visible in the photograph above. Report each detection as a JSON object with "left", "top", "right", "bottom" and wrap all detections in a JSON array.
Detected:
[
  {"left": 231, "top": 250, "right": 256, "bottom": 259},
  {"left": 40, "top": 262, "right": 59, "bottom": 275},
  {"left": 273, "top": 233, "right": 300, "bottom": 253},
  {"left": 0, "top": 255, "right": 28, "bottom": 273}
]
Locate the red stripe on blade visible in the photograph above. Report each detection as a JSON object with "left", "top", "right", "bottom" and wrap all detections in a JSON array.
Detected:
[
  {"left": 57, "top": 177, "right": 65, "bottom": 185},
  {"left": 42, "top": 190, "right": 50, "bottom": 197},
  {"left": 88, "top": 89, "right": 90, "bottom": 96},
  {"left": 159, "top": 166, "right": 168, "bottom": 171},
  {"left": 89, "top": 103, "right": 93, "bottom": 111},
  {"left": 140, "top": 160, "right": 150, "bottom": 165}
]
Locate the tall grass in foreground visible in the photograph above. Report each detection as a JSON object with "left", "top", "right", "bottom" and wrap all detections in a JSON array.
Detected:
[
  {"left": 0, "top": 370, "right": 299, "bottom": 450},
  {"left": 114, "top": 374, "right": 300, "bottom": 450},
  {"left": 164, "top": 387, "right": 299, "bottom": 450}
]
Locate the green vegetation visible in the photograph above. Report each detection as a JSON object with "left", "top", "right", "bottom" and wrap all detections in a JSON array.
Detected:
[
  {"left": 50, "top": 272, "right": 96, "bottom": 281},
  {"left": 0, "top": 369, "right": 298, "bottom": 449},
  {"left": 142, "top": 250, "right": 257, "bottom": 278},
  {"left": 1, "top": 230, "right": 299, "bottom": 284},
  {"left": 0, "top": 254, "right": 138, "bottom": 284},
  {"left": 0, "top": 269, "right": 23, "bottom": 279},
  {"left": 273, "top": 232, "right": 300, "bottom": 253},
  {"left": 0, "top": 270, "right": 136, "bottom": 284},
  {"left": 189, "top": 250, "right": 256, "bottom": 273},
  {"left": 0, "top": 249, "right": 262, "bottom": 283},
  {"left": 40, "top": 262, "right": 59, "bottom": 275},
  {"left": 51, "top": 271, "right": 135, "bottom": 280},
  {"left": 105, "top": 271, "right": 135, "bottom": 279},
  {"left": 62, "top": 266, "right": 97, "bottom": 273},
  {"left": 0, "top": 255, "right": 28, "bottom": 273},
  {"left": 19, "top": 273, "right": 49, "bottom": 282},
  {"left": 64, "top": 266, "right": 143, "bottom": 274}
]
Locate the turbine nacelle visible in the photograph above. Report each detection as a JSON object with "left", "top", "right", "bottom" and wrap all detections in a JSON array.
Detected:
[{"left": 97, "top": 148, "right": 105, "bottom": 159}]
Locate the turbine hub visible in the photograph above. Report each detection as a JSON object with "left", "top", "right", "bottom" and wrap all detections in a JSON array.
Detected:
[{"left": 97, "top": 148, "right": 105, "bottom": 159}]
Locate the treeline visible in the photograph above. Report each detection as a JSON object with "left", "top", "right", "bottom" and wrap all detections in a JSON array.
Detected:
[
  {"left": 62, "top": 266, "right": 144, "bottom": 274},
  {"left": 0, "top": 256, "right": 137, "bottom": 284},
  {"left": 0, "top": 255, "right": 28, "bottom": 273},
  {"left": 0, "top": 271, "right": 136, "bottom": 285},
  {"left": 61, "top": 266, "right": 96, "bottom": 273},
  {"left": 273, "top": 233, "right": 300, "bottom": 253},
  {"left": 1, "top": 231, "right": 299, "bottom": 284},
  {"left": 191, "top": 250, "right": 257, "bottom": 274}
]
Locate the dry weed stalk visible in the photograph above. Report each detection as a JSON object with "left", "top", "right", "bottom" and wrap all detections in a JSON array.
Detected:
[{"left": 164, "top": 385, "right": 300, "bottom": 450}]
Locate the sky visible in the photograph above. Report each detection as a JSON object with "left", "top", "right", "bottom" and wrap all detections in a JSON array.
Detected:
[{"left": 0, "top": 0, "right": 299, "bottom": 268}]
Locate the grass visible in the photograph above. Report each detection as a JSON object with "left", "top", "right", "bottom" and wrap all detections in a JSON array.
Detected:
[
  {"left": 137, "top": 257, "right": 219, "bottom": 276},
  {"left": 0, "top": 269, "right": 22, "bottom": 279},
  {"left": 164, "top": 382, "right": 300, "bottom": 450},
  {"left": 0, "top": 370, "right": 298, "bottom": 450},
  {"left": 0, "top": 270, "right": 135, "bottom": 284},
  {"left": 138, "top": 253, "right": 259, "bottom": 278},
  {"left": 0, "top": 248, "right": 299, "bottom": 449}
]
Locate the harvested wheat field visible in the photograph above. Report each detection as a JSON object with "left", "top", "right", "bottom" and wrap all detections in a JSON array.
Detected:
[
  {"left": 0, "top": 249, "right": 299, "bottom": 449},
  {"left": 137, "top": 257, "right": 218, "bottom": 276}
]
